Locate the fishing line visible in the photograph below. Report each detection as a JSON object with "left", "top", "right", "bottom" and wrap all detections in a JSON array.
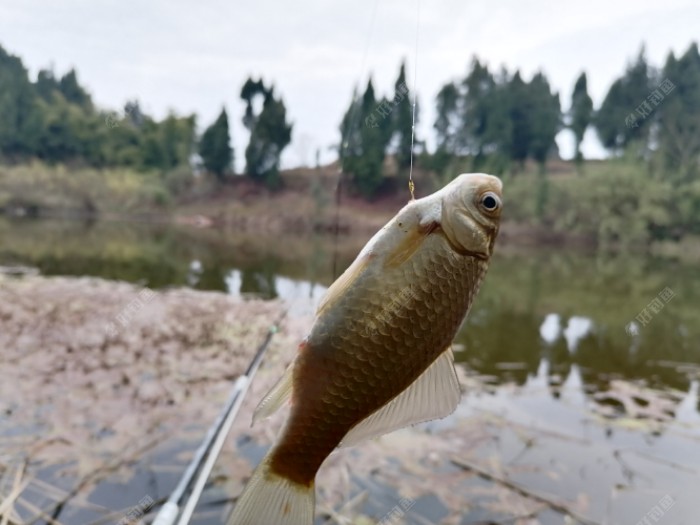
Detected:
[
  {"left": 332, "top": 0, "right": 381, "bottom": 280},
  {"left": 408, "top": 0, "right": 421, "bottom": 200}
]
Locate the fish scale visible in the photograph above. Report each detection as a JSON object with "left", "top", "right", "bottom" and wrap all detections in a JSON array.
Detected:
[
  {"left": 227, "top": 173, "right": 502, "bottom": 525},
  {"left": 270, "top": 233, "right": 488, "bottom": 485}
]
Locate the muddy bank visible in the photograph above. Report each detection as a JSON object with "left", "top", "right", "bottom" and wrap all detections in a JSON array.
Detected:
[
  {"left": 0, "top": 275, "right": 295, "bottom": 524},
  {"left": 1, "top": 275, "right": 698, "bottom": 525}
]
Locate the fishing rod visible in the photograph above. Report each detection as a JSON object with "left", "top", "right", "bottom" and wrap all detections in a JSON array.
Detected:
[{"left": 151, "top": 313, "right": 286, "bottom": 525}]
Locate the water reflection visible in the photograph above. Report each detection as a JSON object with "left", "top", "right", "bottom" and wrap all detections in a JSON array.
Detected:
[
  {"left": 539, "top": 313, "right": 561, "bottom": 344},
  {"left": 1, "top": 216, "right": 698, "bottom": 408},
  {"left": 487, "top": 354, "right": 700, "bottom": 425},
  {"left": 676, "top": 380, "right": 700, "bottom": 424},
  {"left": 224, "top": 268, "right": 327, "bottom": 304},
  {"left": 2, "top": 217, "right": 699, "bottom": 523}
]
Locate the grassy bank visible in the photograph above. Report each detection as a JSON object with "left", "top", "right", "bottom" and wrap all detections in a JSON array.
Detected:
[
  {"left": 499, "top": 159, "right": 700, "bottom": 252},
  {"left": 0, "top": 162, "right": 178, "bottom": 216},
  {"left": 2, "top": 159, "right": 699, "bottom": 252}
]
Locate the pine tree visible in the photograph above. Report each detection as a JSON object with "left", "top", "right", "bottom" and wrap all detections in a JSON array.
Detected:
[
  {"left": 59, "top": 69, "right": 92, "bottom": 108},
  {"left": 480, "top": 68, "right": 513, "bottom": 173},
  {"left": 434, "top": 82, "right": 459, "bottom": 153},
  {"left": 570, "top": 72, "right": 593, "bottom": 165},
  {"left": 199, "top": 108, "right": 233, "bottom": 181},
  {"left": 124, "top": 100, "right": 144, "bottom": 127},
  {"left": 528, "top": 72, "right": 561, "bottom": 171},
  {"left": 241, "top": 78, "right": 265, "bottom": 129},
  {"left": 339, "top": 79, "right": 392, "bottom": 198},
  {"left": 657, "top": 43, "right": 700, "bottom": 179},
  {"left": 0, "top": 44, "right": 42, "bottom": 158},
  {"left": 459, "top": 58, "right": 496, "bottom": 158},
  {"left": 507, "top": 71, "right": 531, "bottom": 167},
  {"left": 36, "top": 69, "right": 60, "bottom": 101},
  {"left": 339, "top": 87, "right": 362, "bottom": 162},
  {"left": 433, "top": 82, "right": 459, "bottom": 174},
  {"left": 391, "top": 62, "right": 415, "bottom": 168},
  {"left": 595, "top": 48, "right": 652, "bottom": 154},
  {"left": 240, "top": 78, "right": 292, "bottom": 188}
]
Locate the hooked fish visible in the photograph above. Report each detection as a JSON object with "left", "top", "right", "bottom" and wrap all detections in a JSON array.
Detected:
[{"left": 228, "top": 173, "right": 503, "bottom": 525}]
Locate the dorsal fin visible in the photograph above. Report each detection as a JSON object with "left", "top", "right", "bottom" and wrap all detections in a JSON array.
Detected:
[{"left": 315, "top": 250, "right": 373, "bottom": 317}]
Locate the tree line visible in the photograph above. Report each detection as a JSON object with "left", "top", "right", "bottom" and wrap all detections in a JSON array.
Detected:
[
  {"left": 0, "top": 43, "right": 292, "bottom": 187},
  {"left": 0, "top": 41, "right": 698, "bottom": 199},
  {"left": 0, "top": 44, "right": 196, "bottom": 173},
  {"left": 340, "top": 43, "right": 699, "bottom": 197}
]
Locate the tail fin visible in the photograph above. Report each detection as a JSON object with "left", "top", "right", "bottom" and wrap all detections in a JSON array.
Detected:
[{"left": 227, "top": 456, "right": 314, "bottom": 525}]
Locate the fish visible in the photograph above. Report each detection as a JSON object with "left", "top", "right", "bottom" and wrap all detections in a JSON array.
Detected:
[{"left": 227, "top": 172, "right": 503, "bottom": 525}]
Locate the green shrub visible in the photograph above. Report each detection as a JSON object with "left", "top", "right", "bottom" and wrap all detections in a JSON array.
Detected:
[
  {"left": 0, "top": 162, "right": 175, "bottom": 214},
  {"left": 502, "top": 160, "right": 698, "bottom": 247}
]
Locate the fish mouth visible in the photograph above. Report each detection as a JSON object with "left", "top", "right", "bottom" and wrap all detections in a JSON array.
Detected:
[
  {"left": 440, "top": 211, "right": 495, "bottom": 260},
  {"left": 443, "top": 239, "right": 492, "bottom": 261}
]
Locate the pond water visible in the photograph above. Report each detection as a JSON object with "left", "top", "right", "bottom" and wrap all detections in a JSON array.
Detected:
[{"left": 1, "top": 217, "right": 699, "bottom": 524}]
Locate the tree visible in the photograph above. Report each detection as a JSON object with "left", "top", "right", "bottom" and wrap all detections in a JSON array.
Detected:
[
  {"left": 507, "top": 71, "right": 531, "bottom": 167},
  {"left": 339, "top": 79, "right": 393, "bottom": 198},
  {"left": 432, "top": 61, "right": 560, "bottom": 175},
  {"left": 595, "top": 48, "right": 652, "bottom": 154},
  {"left": 199, "top": 108, "right": 233, "bottom": 181},
  {"left": 0, "top": 44, "right": 42, "bottom": 159},
  {"left": 124, "top": 100, "right": 144, "bottom": 128},
  {"left": 240, "top": 78, "right": 292, "bottom": 188},
  {"left": 35, "top": 68, "right": 60, "bottom": 101},
  {"left": 339, "top": 87, "right": 362, "bottom": 161},
  {"left": 390, "top": 61, "right": 416, "bottom": 168},
  {"left": 58, "top": 69, "right": 92, "bottom": 108},
  {"left": 434, "top": 82, "right": 459, "bottom": 153},
  {"left": 0, "top": 43, "right": 199, "bottom": 175},
  {"left": 160, "top": 113, "right": 196, "bottom": 170},
  {"left": 240, "top": 78, "right": 265, "bottom": 129},
  {"left": 569, "top": 72, "right": 593, "bottom": 165},
  {"left": 433, "top": 82, "right": 459, "bottom": 173},
  {"left": 433, "top": 59, "right": 508, "bottom": 173},
  {"left": 479, "top": 68, "right": 513, "bottom": 172},
  {"left": 527, "top": 72, "right": 561, "bottom": 171},
  {"left": 459, "top": 58, "right": 496, "bottom": 159},
  {"left": 138, "top": 113, "right": 196, "bottom": 171},
  {"left": 35, "top": 97, "right": 88, "bottom": 162},
  {"left": 657, "top": 43, "right": 700, "bottom": 179}
]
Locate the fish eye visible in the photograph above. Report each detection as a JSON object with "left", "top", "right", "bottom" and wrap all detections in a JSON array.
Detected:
[{"left": 479, "top": 192, "right": 500, "bottom": 213}]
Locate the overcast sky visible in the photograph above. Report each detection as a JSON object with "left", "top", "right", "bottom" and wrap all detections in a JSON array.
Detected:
[{"left": 1, "top": 0, "right": 698, "bottom": 170}]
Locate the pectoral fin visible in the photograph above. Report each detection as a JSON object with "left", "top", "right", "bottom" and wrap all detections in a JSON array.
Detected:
[{"left": 339, "top": 347, "right": 461, "bottom": 447}]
